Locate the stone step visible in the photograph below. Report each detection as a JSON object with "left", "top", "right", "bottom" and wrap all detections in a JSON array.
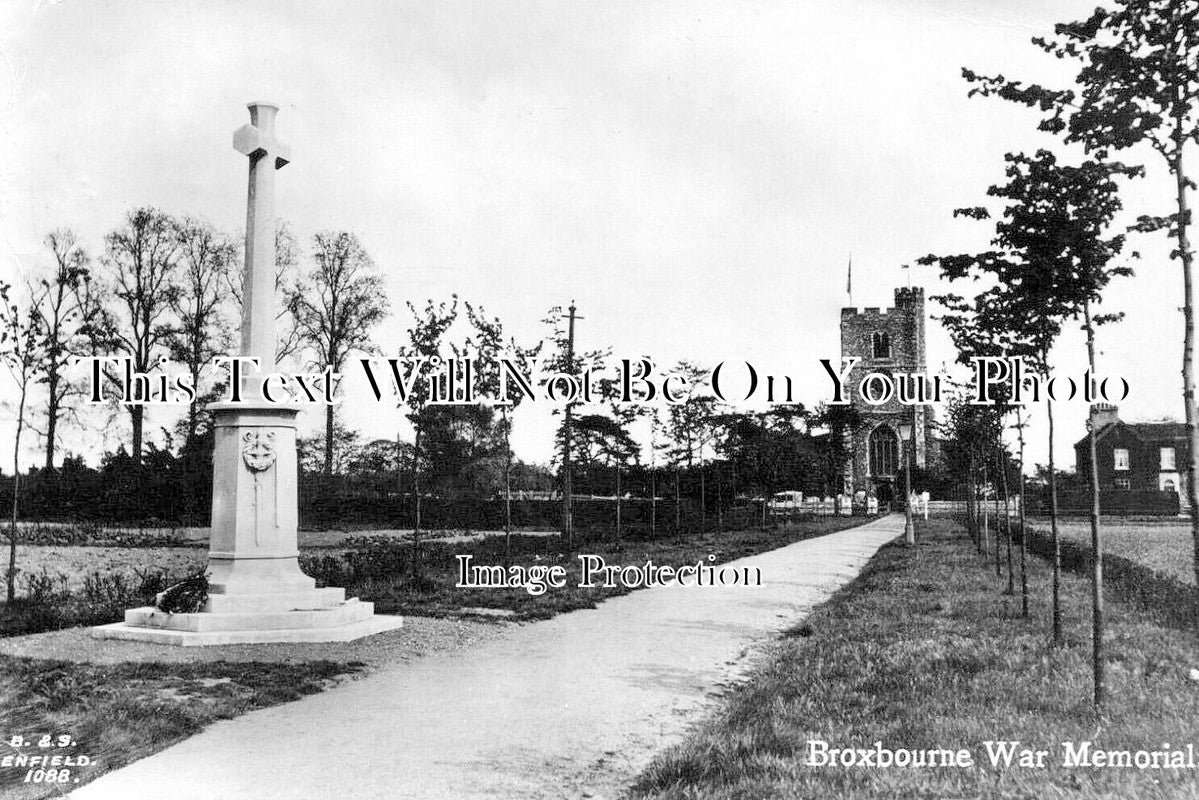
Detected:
[
  {"left": 123, "top": 598, "right": 376, "bottom": 633},
  {"left": 92, "top": 614, "right": 404, "bottom": 646},
  {"left": 203, "top": 587, "right": 346, "bottom": 613}
]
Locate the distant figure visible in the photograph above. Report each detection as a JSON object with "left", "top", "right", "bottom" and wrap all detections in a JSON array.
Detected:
[
  {"left": 920, "top": 490, "right": 930, "bottom": 520},
  {"left": 867, "top": 496, "right": 879, "bottom": 515},
  {"left": 877, "top": 482, "right": 894, "bottom": 509}
]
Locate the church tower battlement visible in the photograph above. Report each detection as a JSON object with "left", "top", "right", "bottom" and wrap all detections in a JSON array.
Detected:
[{"left": 839, "top": 286, "right": 933, "bottom": 500}]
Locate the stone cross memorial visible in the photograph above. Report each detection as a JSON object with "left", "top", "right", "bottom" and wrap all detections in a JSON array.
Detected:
[{"left": 94, "top": 102, "right": 403, "bottom": 645}]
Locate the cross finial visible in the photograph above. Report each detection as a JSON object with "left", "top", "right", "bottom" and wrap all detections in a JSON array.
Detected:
[{"left": 233, "top": 101, "right": 291, "bottom": 168}]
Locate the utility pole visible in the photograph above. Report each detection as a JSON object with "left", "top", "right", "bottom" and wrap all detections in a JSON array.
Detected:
[{"left": 562, "top": 301, "right": 580, "bottom": 549}]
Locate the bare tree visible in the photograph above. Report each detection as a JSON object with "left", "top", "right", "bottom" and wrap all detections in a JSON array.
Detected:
[
  {"left": 293, "top": 230, "right": 389, "bottom": 475},
  {"left": 228, "top": 220, "right": 303, "bottom": 364},
  {"left": 0, "top": 281, "right": 43, "bottom": 601},
  {"left": 170, "top": 217, "right": 236, "bottom": 445},
  {"left": 30, "top": 230, "right": 101, "bottom": 469},
  {"left": 102, "top": 207, "right": 181, "bottom": 464}
]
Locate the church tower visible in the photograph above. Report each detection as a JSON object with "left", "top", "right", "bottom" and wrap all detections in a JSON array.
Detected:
[{"left": 839, "top": 287, "right": 933, "bottom": 500}]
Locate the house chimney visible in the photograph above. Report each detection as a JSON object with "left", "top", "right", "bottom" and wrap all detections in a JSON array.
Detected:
[{"left": 1090, "top": 403, "right": 1119, "bottom": 430}]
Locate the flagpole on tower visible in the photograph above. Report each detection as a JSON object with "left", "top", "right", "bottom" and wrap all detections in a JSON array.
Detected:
[
  {"left": 902, "top": 262, "right": 912, "bottom": 291},
  {"left": 846, "top": 254, "right": 853, "bottom": 308}
]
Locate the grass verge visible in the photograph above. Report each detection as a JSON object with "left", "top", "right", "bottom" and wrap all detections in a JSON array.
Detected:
[
  {"left": 0, "top": 657, "right": 366, "bottom": 800},
  {"left": 631, "top": 517, "right": 1199, "bottom": 800}
]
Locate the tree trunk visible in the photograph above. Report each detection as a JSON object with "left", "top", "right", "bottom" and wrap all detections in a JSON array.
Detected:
[
  {"left": 412, "top": 427, "right": 423, "bottom": 582},
  {"left": 716, "top": 463, "right": 724, "bottom": 530},
  {"left": 1173, "top": 145, "right": 1199, "bottom": 593},
  {"left": 1017, "top": 408, "right": 1029, "bottom": 619},
  {"left": 615, "top": 467, "right": 622, "bottom": 544},
  {"left": 993, "top": 461, "right": 1001, "bottom": 578},
  {"left": 562, "top": 407, "right": 574, "bottom": 550},
  {"left": 324, "top": 404, "right": 335, "bottom": 475},
  {"left": 6, "top": 468, "right": 17, "bottom": 603},
  {"left": 650, "top": 468, "right": 657, "bottom": 537},
  {"left": 1048, "top": 395, "right": 1063, "bottom": 645},
  {"left": 396, "top": 432, "right": 403, "bottom": 493},
  {"left": 1001, "top": 447, "right": 1013, "bottom": 594},
  {"left": 130, "top": 404, "right": 144, "bottom": 466},
  {"left": 963, "top": 450, "right": 973, "bottom": 551},
  {"left": 980, "top": 463, "right": 989, "bottom": 558},
  {"left": 186, "top": 363, "right": 201, "bottom": 446},
  {"left": 1084, "top": 300, "right": 1105, "bottom": 709},
  {"left": 504, "top": 413, "right": 513, "bottom": 565},
  {"left": 8, "top": 383, "right": 26, "bottom": 603},
  {"left": 674, "top": 470, "right": 681, "bottom": 533},
  {"left": 44, "top": 369, "right": 59, "bottom": 470}
]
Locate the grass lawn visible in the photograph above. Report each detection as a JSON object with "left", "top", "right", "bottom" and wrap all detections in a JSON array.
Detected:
[
  {"left": 349, "top": 515, "right": 869, "bottom": 619},
  {"left": 1041, "top": 516, "right": 1195, "bottom": 586},
  {"left": 632, "top": 517, "right": 1199, "bottom": 800},
  {"left": 0, "top": 657, "right": 366, "bottom": 800}
]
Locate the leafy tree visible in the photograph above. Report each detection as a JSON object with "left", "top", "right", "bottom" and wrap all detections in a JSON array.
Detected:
[
  {"left": 346, "top": 437, "right": 412, "bottom": 478},
  {"left": 541, "top": 304, "right": 610, "bottom": 548},
  {"left": 962, "top": 0, "right": 1199, "bottom": 597},
  {"left": 397, "top": 296, "right": 458, "bottom": 575},
  {"left": 293, "top": 231, "right": 389, "bottom": 475},
  {"left": 465, "top": 302, "right": 542, "bottom": 556},
  {"left": 663, "top": 361, "right": 716, "bottom": 468},
  {"left": 811, "top": 402, "right": 862, "bottom": 497},
  {"left": 713, "top": 406, "right": 812, "bottom": 526},
  {"left": 922, "top": 150, "right": 1137, "bottom": 706},
  {"left": 297, "top": 421, "right": 363, "bottom": 476}
]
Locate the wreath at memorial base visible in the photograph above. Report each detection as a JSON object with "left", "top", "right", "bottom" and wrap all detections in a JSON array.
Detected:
[{"left": 155, "top": 570, "right": 210, "bottom": 614}]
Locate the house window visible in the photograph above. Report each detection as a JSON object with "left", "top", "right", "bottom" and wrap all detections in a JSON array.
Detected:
[
  {"left": 1114, "top": 478, "right": 1131, "bottom": 490},
  {"left": 1161, "top": 447, "right": 1176, "bottom": 470},
  {"left": 1113, "top": 449, "right": 1130, "bottom": 471},
  {"left": 872, "top": 331, "right": 890, "bottom": 359}
]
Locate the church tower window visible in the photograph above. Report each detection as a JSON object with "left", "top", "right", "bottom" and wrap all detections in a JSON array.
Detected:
[
  {"left": 869, "top": 425, "right": 899, "bottom": 477},
  {"left": 872, "top": 331, "right": 890, "bottom": 359}
]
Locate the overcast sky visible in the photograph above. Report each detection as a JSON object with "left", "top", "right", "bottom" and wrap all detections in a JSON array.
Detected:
[{"left": 0, "top": 0, "right": 1186, "bottom": 474}]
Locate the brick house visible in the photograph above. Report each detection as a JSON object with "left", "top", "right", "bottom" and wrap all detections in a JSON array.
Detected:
[{"left": 1073, "top": 404, "right": 1188, "bottom": 510}]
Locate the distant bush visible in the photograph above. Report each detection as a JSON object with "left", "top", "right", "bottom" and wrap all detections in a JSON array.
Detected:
[
  {"left": 15, "top": 522, "right": 196, "bottom": 548},
  {"left": 1033, "top": 489, "right": 1179, "bottom": 516}
]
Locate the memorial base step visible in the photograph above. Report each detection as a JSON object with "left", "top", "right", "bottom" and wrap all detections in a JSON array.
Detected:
[{"left": 91, "top": 613, "right": 403, "bottom": 646}]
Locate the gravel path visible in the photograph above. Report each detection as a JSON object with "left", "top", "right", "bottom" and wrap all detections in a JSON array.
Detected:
[{"left": 67, "top": 515, "right": 901, "bottom": 800}]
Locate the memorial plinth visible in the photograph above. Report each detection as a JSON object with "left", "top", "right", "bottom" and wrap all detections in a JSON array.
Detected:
[{"left": 93, "top": 102, "right": 401, "bottom": 646}]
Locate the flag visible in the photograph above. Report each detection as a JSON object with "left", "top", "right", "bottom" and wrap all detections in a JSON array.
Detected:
[{"left": 846, "top": 255, "right": 853, "bottom": 302}]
